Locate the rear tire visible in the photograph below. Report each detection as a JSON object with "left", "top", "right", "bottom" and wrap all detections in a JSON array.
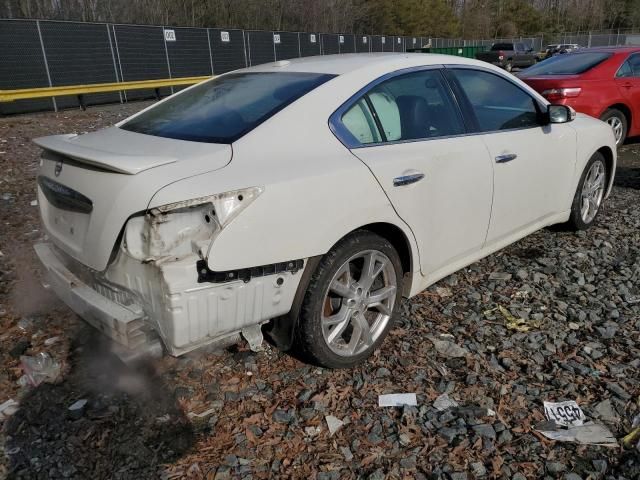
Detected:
[
  {"left": 565, "top": 152, "right": 608, "bottom": 231},
  {"left": 294, "top": 231, "right": 403, "bottom": 368},
  {"left": 600, "top": 108, "right": 627, "bottom": 146}
]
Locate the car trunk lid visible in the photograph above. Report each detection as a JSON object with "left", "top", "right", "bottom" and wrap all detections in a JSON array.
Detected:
[{"left": 35, "top": 127, "right": 232, "bottom": 271}]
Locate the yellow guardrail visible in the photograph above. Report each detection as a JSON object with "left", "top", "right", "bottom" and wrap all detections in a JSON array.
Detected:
[{"left": 0, "top": 76, "right": 212, "bottom": 103}]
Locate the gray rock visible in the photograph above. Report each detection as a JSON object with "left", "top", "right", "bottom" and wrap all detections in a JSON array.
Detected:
[
  {"left": 594, "top": 399, "right": 619, "bottom": 423},
  {"left": 472, "top": 424, "right": 496, "bottom": 440},
  {"left": 272, "top": 409, "right": 294, "bottom": 424},
  {"left": 399, "top": 455, "right": 417, "bottom": 469},
  {"left": 564, "top": 474, "right": 582, "bottom": 480},
  {"left": 470, "top": 462, "right": 487, "bottom": 477},
  {"left": 546, "top": 462, "right": 566, "bottom": 474}
]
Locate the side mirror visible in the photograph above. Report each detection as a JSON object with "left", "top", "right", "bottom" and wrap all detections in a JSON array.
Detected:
[{"left": 547, "top": 104, "right": 576, "bottom": 124}]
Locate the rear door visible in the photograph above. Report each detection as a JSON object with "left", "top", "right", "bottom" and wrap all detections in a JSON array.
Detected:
[
  {"left": 615, "top": 53, "right": 640, "bottom": 132},
  {"left": 447, "top": 67, "right": 576, "bottom": 244},
  {"left": 333, "top": 67, "right": 494, "bottom": 276}
]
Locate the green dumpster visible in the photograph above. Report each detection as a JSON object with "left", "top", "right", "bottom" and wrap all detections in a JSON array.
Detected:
[{"left": 406, "top": 45, "right": 488, "bottom": 58}]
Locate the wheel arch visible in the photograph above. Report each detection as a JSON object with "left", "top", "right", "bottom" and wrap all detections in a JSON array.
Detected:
[
  {"left": 264, "top": 221, "right": 419, "bottom": 351},
  {"left": 603, "top": 103, "right": 632, "bottom": 128},
  {"left": 596, "top": 145, "right": 616, "bottom": 195}
]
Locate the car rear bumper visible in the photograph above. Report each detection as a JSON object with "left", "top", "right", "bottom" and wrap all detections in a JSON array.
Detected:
[
  {"left": 34, "top": 242, "right": 304, "bottom": 356},
  {"left": 34, "top": 242, "right": 161, "bottom": 357}
]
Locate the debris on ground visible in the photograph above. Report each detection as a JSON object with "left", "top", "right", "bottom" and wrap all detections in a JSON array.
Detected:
[
  {"left": 543, "top": 400, "right": 586, "bottom": 427},
  {"left": 20, "top": 352, "right": 61, "bottom": 386},
  {"left": 536, "top": 421, "right": 618, "bottom": 446},
  {"left": 325, "top": 415, "right": 344, "bottom": 436},
  {"left": 433, "top": 393, "right": 459, "bottom": 411},
  {"left": 0, "top": 399, "right": 19, "bottom": 422},
  {"left": 378, "top": 393, "right": 418, "bottom": 407}
]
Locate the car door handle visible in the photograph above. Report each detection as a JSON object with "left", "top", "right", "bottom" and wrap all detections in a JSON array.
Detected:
[
  {"left": 623, "top": 82, "right": 633, "bottom": 88},
  {"left": 495, "top": 153, "right": 518, "bottom": 163},
  {"left": 393, "top": 172, "right": 425, "bottom": 187}
]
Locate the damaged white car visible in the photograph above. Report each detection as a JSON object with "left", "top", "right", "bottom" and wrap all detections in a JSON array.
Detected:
[{"left": 34, "top": 53, "right": 616, "bottom": 368}]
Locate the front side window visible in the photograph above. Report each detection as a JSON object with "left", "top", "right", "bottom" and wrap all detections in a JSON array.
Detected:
[
  {"left": 451, "top": 69, "right": 540, "bottom": 132},
  {"left": 341, "top": 69, "right": 464, "bottom": 145},
  {"left": 121, "top": 72, "right": 335, "bottom": 143}
]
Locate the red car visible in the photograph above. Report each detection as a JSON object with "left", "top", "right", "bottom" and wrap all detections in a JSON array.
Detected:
[{"left": 519, "top": 46, "right": 640, "bottom": 145}]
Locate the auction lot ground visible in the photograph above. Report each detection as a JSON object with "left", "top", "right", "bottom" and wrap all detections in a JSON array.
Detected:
[{"left": 0, "top": 103, "right": 638, "bottom": 479}]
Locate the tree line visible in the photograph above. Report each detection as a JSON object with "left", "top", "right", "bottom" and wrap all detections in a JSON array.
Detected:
[{"left": 3, "top": 0, "right": 640, "bottom": 38}]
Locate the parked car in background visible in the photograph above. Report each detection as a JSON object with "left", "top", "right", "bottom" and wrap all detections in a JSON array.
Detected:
[
  {"left": 33, "top": 54, "right": 615, "bottom": 368},
  {"left": 557, "top": 44, "right": 581, "bottom": 54},
  {"left": 475, "top": 42, "right": 537, "bottom": 71},
  {"left": 537, "top": 44, "right": 559, "bottom": 62},
  {"left": 519, "top": 46, "right": 640, "bottom": 145}
]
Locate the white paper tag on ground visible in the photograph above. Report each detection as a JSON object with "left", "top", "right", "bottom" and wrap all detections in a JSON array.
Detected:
[
  {"left": 544, "top": 400, "right": 586, "bottom": 427},
  {"left": 379, "top": 393, "right": 418, "bottom": 407}
]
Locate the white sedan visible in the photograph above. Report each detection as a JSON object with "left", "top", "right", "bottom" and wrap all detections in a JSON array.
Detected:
[{"left": 33, "top": 53, "right": 616, "bottom": 368}]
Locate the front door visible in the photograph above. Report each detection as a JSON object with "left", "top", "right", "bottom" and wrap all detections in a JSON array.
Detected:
[
  {"left": 337, "top": 68, "right": 494, "bottom": 276},
  {"left": 447, "top": 67, "right": 577, "bottom": 244}
]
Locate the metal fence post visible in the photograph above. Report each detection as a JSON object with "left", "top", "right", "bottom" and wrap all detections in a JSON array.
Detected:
[
  {"left": 206, "top": 28, "right": 214, "bottom": 75},
  {"left": 106, "top": 23, "right": 123, "bottom": 104},
  {"left": 297, "top": 32, "right": 302, "bottom": 57},
  {"left": 272, "top": 32, "right": 277, "bottom": 60},
  {"left": 243, "top": 31, "right": 249, "bottom": 67},
  {"left": 162, "top": 26, "right": 174, "bottom": 94},
  {"left": 36, "top": 20, "right": 57, "bottom": 112},
  {"left": 110, "top": 25, "right": 127, "bottom": 102}
]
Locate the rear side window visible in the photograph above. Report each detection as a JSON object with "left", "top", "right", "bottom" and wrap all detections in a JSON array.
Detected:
[
  {"left": 341, "top": 70, "right": 464, "bottom": 145},
  {"left": 452, "top": 69, "right": 540, "bottom": 131},
  {"left": 523, "top": 52, "right": 612, "bottom": 75},
  {"left": 121, "top": 72, "right": 335, "bottom": 143},
  {"left": 617, "top": 53, "right": 640, "bottom": 77}
]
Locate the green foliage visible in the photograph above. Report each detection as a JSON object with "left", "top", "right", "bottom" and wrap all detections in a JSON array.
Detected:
[{"left": 2, "top": 0, "right": 640, "bottom": 37}]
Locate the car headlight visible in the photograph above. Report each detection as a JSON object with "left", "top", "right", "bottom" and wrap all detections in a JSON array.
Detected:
[{"left": 123, "top": 187, "right": 263, "bottom": 262}]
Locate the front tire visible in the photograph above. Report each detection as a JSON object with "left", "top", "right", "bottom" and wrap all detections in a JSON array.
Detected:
[
  {"left": 505, "top": 61, "right": 513, "bottom": 72},
  {"left": 565, "top": 152, "right": 608, "bottom": 230},
  {"left": 600, "top": 108, "right": 627, "bottom": 146},
  {"left": 295, "top": 231, "right": 403, "bottom": 368}
]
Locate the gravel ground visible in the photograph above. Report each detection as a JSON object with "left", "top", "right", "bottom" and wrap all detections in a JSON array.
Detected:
[{"left": 0, "top": 103, "right": 639, "bottom": 480}]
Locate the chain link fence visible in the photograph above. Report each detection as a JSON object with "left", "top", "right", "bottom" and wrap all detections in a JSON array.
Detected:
[{"left": 2, "top": 18, "right": 640, "bottom": 115}]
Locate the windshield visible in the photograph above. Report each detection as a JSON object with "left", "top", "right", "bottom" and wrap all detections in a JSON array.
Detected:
[
  {"left": 121, "top": 72, "right": 336, "bottom": 143},
  {"left": 491, "top": 43, "right": 513, "bottom": 51},
  {"left": 521, "top": 52, "right": 612, "bottom": 75}
]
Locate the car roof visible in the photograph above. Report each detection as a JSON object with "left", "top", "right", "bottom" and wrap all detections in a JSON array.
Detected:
[
  {"left": 243, "top": 52, "right": 486, "bottom": 75},
  {"left": 582, "top": 46, "right": 640, "bottom": 53}
]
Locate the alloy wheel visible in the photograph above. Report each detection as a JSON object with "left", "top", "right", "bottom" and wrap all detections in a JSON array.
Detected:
[
  {"left": 580, "top": 159, "right": 606, "bottom": 224},
  {"left": 606, "top": 116, "right": 624, "bottom": 144},
  {"left": 321, "top": 250, "right": 397, "bottom": 357}
]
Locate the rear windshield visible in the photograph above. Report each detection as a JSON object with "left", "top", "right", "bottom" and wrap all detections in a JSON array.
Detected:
[
  {"left": 491, "top": 43, "right": 513, "bottom": 51},
  {"left": 522, "top": 52, "right": 612, "bottom": 75},
  {"left": 121, "top": 72, "right": 335, "bottom": 143}
]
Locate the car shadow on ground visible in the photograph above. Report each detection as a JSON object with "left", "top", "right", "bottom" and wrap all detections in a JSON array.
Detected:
[
  {"left": 4, "top": 324, "right": 194, "bottom": 479},
  {"left": 614, "top": 166, "right": 640, "bottom": 189}
]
